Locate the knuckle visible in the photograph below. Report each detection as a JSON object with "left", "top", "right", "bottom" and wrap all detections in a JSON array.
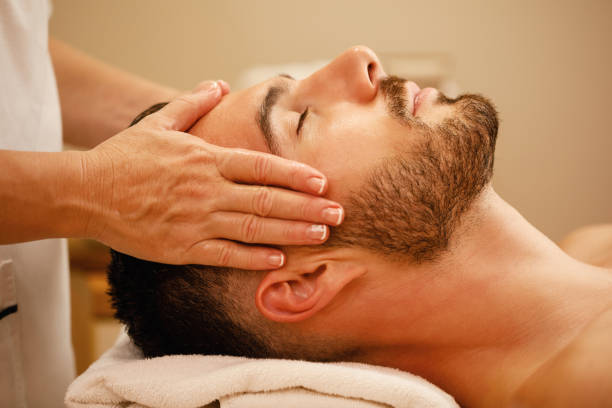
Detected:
[
  {"left": 253, "top": 154, "right": 272, "bottom": 183},
  {"left": 242, "top": 249, "right": 256, "bottom": 270},
  {"left": 289, "top": 162, "right": 303, "bottom": 187},
  {"left": 214, "top": 244, "right": 234, "bottom": 267},
  {"left": 241, "top": 214, "right": 262, "bottom": 243},
  {"left": 175, "top": 94, "right": 199, "bottom": 108},
  {"left": 214, "top": 148, "right": 232, "bottom": 175},
  {"left": 206, "top": 189, "right": 222, "bottom": 211},
  {"left": 153, "top": 114, "right": 176, "bottom": 130},
  {"left": 253, "top": 187, "right": 274, "bottom": 217},
  {"left": 281, "top": 224, "right": 297, "bottom": 241},
  {"left": 140, "top": 114, "right": 168, "bottom": 129},
  {"left": 196, "top": 144, "right": 217, "bottom": 164},
  {"left": 299, "top": 198, "right": 312, "bottom": 220}
]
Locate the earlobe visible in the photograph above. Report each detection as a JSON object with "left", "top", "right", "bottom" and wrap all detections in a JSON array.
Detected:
[{"left": 255, "top": 262, "right": 366, "bottom": 323}]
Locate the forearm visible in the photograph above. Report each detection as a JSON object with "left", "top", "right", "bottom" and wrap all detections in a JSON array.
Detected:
[
  {"left": 50, "top": 38, "right": 178, "bottom": 148},
  {"left": 0, "top": 149, "right": 98, "bottom": 243}
]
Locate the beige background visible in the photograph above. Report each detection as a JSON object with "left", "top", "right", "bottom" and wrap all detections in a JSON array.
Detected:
[{"left": 50, "top": 0, "right": 611, "bottom": 241}]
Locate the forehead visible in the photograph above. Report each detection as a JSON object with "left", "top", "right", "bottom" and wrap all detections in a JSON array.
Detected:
[{"left": 188, "top": 79, "right": 275, "bottom": 153}]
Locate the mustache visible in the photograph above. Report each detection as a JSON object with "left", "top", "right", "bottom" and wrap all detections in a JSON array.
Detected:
[
  {"left": 379, "top": 75, "right": 414, "bottom": 125},
  {"left": 380, "top": 75, "right": 453, "bottom": 119},
  {"left": 379, "top": 75, "right": 498, "bottom": 142}
]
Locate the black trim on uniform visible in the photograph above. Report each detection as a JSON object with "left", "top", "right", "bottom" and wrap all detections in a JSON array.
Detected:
[{"left": 0, "top": 304, "right": 18, "bottom": 320}]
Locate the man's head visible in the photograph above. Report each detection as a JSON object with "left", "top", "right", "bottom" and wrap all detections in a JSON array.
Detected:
[{"left": 108, "top": 46, "right": 498, "bottom": 360}]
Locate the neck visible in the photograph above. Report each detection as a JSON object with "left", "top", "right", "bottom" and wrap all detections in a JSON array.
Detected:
[{"left": 355, "top": 188, "right": 612, "bottom": 407}]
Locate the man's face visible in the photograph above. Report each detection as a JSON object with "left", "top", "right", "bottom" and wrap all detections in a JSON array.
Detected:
[
  {"left": 110, "top": 47, "right": 499, "bottom": 362},
  {"left": 189, "top": 46, "right": 473, "bottom": 204}
]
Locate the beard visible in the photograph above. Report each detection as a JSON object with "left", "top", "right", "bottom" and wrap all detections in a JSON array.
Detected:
[
  {"left": 325, "top": 76, "right": 499, "bottom": 262},
  {"left": 378, "top": 75, "right": 498, "bottom": 189}
]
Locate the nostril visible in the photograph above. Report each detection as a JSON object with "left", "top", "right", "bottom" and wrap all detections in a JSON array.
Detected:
[{"left": 367, "top": 63, "right": 375, "bottom": 85}]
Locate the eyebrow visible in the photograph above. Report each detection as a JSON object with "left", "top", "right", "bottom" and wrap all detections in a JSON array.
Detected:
[
  {"left": 279, "top": 73, "right": 295, "bottom": 80},
  {"left": 257, "top": 79, "right": 289, "bottom": 156}
]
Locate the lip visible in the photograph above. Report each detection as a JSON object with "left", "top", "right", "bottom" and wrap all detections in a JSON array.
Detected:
[
  {"left": 404, "top": 81, "right": 421, "bottom": 115},
  {"left": 413, "top": 87, "right": 435, "bottom": 115}
]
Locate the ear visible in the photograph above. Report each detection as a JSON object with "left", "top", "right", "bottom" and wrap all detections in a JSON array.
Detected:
[{"left": 255, "top": 260, "right": 366, "bottom": 323}]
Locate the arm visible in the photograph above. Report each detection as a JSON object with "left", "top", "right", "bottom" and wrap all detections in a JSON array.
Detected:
[
  {"left": 50, "top": 38, "right": 178, "bottom": 148},
  {"left": 0, "top": 149, "right": 91, "bottom": 243},
  {"left": 1, "top": 84, "right": 344, "bottom": 269}
]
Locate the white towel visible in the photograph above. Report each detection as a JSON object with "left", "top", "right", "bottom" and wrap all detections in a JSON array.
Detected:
[{"left": 65, "top": 330, "right": 458, "bottom": 408}]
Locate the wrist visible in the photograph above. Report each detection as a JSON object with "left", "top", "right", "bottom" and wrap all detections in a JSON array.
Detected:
[
  {"left": 52, "top": 150, "right": 108, "bottom": 240},
  {"left": 72, "top": 149, "right": 111, "bottom": 241},
  {"left": 0, "top": 149, "right": 110, "bottom": 243}
]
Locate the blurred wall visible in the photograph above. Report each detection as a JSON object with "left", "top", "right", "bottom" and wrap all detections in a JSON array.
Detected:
[{"left": 50, "top": 0, "right": 612, "bottom": 241}]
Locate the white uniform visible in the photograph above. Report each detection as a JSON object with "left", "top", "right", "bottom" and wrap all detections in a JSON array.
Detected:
[{"left": 0, "top": 1, "right": 75, "bottom": 407}]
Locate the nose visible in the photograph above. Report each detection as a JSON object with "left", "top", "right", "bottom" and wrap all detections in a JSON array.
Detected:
[{"left": 306, "top": 45, "right": 385, "bottom": 103}]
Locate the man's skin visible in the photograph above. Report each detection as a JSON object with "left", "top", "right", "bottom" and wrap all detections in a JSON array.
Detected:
[
  {"left": 560, "top": 224, "right": 612, "bottom": 269},
  {"left": 181, "top": 46, "right": 612, "bottom": 407},
  {"left": 511, "top": 225, "right": 612, "bottom": 406}
]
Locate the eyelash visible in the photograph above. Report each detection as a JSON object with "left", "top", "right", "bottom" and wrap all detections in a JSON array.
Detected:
[{"left": 296, "top": 107, "right": 309, "bottom": 135}]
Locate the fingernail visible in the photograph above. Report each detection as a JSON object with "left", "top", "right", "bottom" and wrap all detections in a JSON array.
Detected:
[
  {"left": 217, "top": 79, "right": 230, "bottom": 92},
  {"left": 307, "top": 224, "right": 328, "bottom": 241},
  {"left": 268, "top": 253, "right": 284, "bottom": 268},
  {"left": 205, "top": 81, "right": 219, "bottom": 93},
  {"left": 322, "top": 207, "right": 344, "bottom": 226},
  {"left": 307, "top": 177, "right": 326, "bottom": 195},
  {"left": 195, "top": 81, "right": 219, "bottom": 94}
]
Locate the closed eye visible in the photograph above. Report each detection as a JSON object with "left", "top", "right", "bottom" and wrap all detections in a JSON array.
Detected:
[{"left": 297, "top": 107, "right": 309, "bottom": 137}]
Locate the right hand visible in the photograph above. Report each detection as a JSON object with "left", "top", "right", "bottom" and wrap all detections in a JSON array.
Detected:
[{"left": 81, "top": 81, "right": 344, "bottom": 269}]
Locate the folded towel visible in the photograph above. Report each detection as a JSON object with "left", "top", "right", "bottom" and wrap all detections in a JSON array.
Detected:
[{"left": 65, "top": 330, "right": 458, "bottom": 408}]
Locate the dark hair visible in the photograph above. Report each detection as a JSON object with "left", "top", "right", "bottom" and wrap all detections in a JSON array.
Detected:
[
  {"left": 108, "top": 253, "right": 273, "bottom": 357},
  {"left": 108, "top": 92, "right": 498, "bottom": 358}
]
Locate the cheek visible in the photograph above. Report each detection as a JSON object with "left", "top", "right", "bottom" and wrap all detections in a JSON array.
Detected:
[
  {"left": 313, "top": 108, "right": 391, "bottom": 167},
  {"left": 295, "top": 113, "right": 392, "bottom": 202}
]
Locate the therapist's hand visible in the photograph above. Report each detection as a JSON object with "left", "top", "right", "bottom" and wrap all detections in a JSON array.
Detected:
[{"left": 81, "top": 81, "right": 344, "bottom": 269}]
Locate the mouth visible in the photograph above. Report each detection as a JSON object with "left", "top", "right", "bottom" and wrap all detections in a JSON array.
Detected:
[
  {"left": 405, "top": 81, "right": 421, "bottom": 115},
  {"left": 412, "top": 86, "right": 436, "bottom": 116},
  {"left": 379, "top": 76, "right": 436, "bottom": 120}
]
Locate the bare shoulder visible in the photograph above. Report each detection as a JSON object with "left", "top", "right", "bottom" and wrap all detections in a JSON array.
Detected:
[
  {"left": 559, "top": 223, "right": 612, "bottom": 269},
  {"left": 510, "top": 307, "right": 612, "bottom": 407}
]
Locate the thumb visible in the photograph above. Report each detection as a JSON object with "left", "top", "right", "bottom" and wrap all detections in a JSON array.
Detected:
[{"left": 153, "top": 81, "right": 222, "bottom": 131}]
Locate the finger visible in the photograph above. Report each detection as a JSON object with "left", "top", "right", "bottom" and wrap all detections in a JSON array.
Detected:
[
  {"left": 197, "top": 80, "right": 229, "bottom": 95},
  {"left": 208, "top": 212, "right": 329, "bottom": 245},
  {"left": 216, "top": 148, "right": 330, "bottom": 196},
  {"left": 186, "top": 239, "right": 285, "bottom": 270},
  {"left": 152, "top": 81, "right": 222, "bottom": 131},
  {"left": 216, "top": 184, "right": 344, "bottom": 226},
  {"left": 217, "top": 80, "right": 231, "bottom": 95}
]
